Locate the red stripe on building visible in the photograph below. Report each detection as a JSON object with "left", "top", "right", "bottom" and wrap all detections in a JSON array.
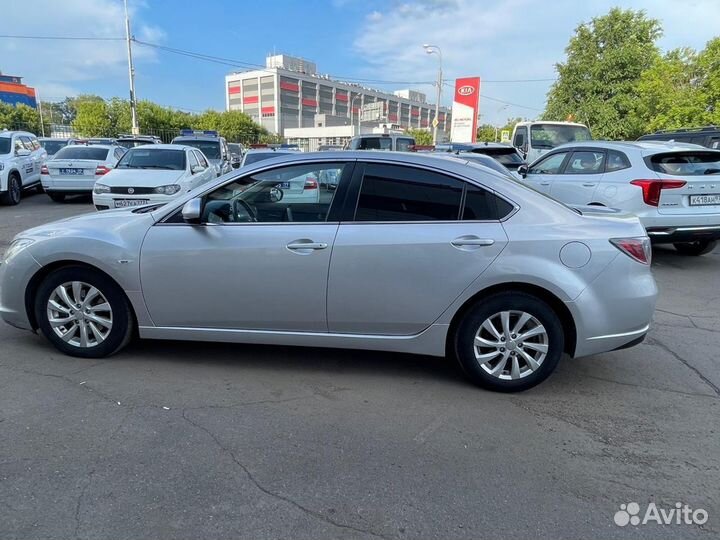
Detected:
[
  {"left": 302, "top": 98, "right": 317, "bottom": 107},
  {"left": 352, "top": 107, "right": 359, "bottom": 114},
  {"left": 411, "top": 109, "right": 420, "bottom": 116},
  {"left": 335, "top": 93, "right": 349, "bottom": 102},
  {"left": 261, "top": 106, "right": 275, "bottom": 114},
  {"left": 228, "top": 86, "right": 241, "bottom": 95},
  {"left": 280, "top": 82, "right": 299, "bottom": 92},
  {"left": 388, "top": 113, "right": 398, "bottom": 121},
  {"left": 243, "top": 96, "right": 258, "bottom": 104}
]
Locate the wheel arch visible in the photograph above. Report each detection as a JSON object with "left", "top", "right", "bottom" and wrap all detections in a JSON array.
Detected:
[
  {"left": 446, "top": 282, "right": 577, "bottom": 357},
  {"left": 24, "top": 260, "right": 137, "bottom": 331}
]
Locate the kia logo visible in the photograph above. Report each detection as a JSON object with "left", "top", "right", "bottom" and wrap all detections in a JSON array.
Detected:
[{"left": 458, "top": 85, "right": 475, "bottom": 96}]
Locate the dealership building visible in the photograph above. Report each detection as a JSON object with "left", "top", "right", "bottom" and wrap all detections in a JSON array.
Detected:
[
  {"left": 0, "top": 73, "right": 37, "bottom": 108},
  {"left": 225, "top": 55, "right": 450, "bottom": 147}
]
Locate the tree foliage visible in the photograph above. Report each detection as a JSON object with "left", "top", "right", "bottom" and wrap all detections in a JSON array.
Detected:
[
  {"left": 544, "top": 8, "right": 662, "bottom": 139},
  {"left": 405, "top": 128, "right": 433, "bottom": 145},
  {"left": 0, "top": 103, "right": 41, "bottom": 133}
]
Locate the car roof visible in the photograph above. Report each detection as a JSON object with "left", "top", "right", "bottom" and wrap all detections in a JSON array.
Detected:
[
  {"left": 244, "top": 148, "right": 293, "bottom": 154},
  {"left": 172, "top": 135, "right": 223, "bottom": 141},
  {"left": 552, "top": 140, "right": 712, "bottom": 154},
  {"left": 39, "top": 137, "right": 68, "bottom": 141},
  {"left": 58, "top": 144, "right": 117, "bottom": 150},
  {"left": 515, "top": 121, "right": 588, "bottom": 128},
  {"left": 127, "top": 143, "right": 189, "bottom": 151}
]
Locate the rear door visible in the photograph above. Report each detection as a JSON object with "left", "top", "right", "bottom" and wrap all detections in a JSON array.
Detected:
[
  {"left": 649, "top": 150, "right": 720, "bottom": 215},
  {"left": 550, "top": 149, "right": 605, "bottom": 205},
  {"left": 327, "top": 162, "right": 509, "bottom": 335},
  {"left": 523, "top": 151, "right": 570, "bottom": 195},
  {"left": 19, "top": 136, "right": 38, "bottom": 185}
]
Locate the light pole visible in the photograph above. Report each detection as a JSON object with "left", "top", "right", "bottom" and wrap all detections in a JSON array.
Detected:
[
  {"left": 351, "top": 94, "right": 362, "bottom": 136},
  {"left": 423, "top": 44, "right": 442, "bottom": 145},
  {"left": 124, "top": 0, "right": 139, "bottom": 135}
]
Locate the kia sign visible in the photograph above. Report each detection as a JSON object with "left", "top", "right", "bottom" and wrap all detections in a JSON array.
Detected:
[{"left": 450, "top": 77, "right": 481, "bottom": 143}]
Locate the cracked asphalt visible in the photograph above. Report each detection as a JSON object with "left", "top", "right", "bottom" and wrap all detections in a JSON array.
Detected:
[{"left": 1, "top": 193, "right": 719, "bottom": 540}]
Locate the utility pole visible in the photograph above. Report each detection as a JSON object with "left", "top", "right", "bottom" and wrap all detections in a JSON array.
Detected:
[
  {"left": 36, "top": 90, "right": 45, "bottom": 137},
  {"left": 423, "top": 44, "right": 443, "bottom": 145},
  {"left": 124, "top": 0, "right": 139, "bottom": 135}
]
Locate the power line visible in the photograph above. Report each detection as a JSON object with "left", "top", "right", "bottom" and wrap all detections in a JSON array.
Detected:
[{"left": 0, "top": 34, "right": 124, "bottom": 41}]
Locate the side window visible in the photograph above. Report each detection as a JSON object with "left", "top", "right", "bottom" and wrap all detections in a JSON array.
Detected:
[
  {"left": 20, "top": 136, "right": 34, "bottom": 151},
  {"left": 201, "top": 163, "right": 346, "bottom": 224},
  {"left": 528, "top": 152, "right": 568, "bottom": 174},
  {"left": 355, "top": 163, "right": 463, "bottom": 221},
  {"left": 29, "top": 136, "right": 40, "bottom": 150},
  {"left": 14, "top": 138, "right": 24, "bottom": 153},
  {"left": 114, "top": 148, "right": 125, "bottom": 160},
  {"left": 396, "top": 138, "right": 414, "bottom": 152},
  {"left": 606, "top": 150, "right": 631, "bottom": 172},
  {"left": 565, "top": 151, "right": 605, "bottom": 175},
  {"left": 513, "top": 127, "right": 527, "bottom": 148},
  {"left": 194, "top": 150, "right": 209, "bottom": 168},
  {"left": 462, "top": 184, "right": 513, "bottom": 220},
  {"left": 188, "top": 150, "right": 200, "bottom": 171},
  {"left": 709, "top": 137, "right": 720, "bottom": 149}
]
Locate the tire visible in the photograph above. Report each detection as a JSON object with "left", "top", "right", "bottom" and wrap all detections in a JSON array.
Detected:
[
  {"left": 35, "top": 184, "right": 45, "bottom": 194},
  {"left": 673, "top": 240, "right": 717, "bottom": 256},
  {"left": 0, "top": 173, "right": 21, "bottom": 205},
  {"left": 48, "top": 192, "right": 66, "bottom": 203},
  {"left": 454, "top": 292, "right": 564, "bottom": 392},
  {"left": 34, "top": 267, "right": 134, "bottom": 358}
]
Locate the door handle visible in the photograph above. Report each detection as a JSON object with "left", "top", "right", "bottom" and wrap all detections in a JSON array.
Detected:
[
  {"left": 286, "top": 240, "right": 328, "bottom": 251},
  {"left": 582, "top": 182, "right": 597, "bottom": 187},
  {"left": 539, "top": 182, "right": 551, "bottom": 186},
  {"left": 451, "top": 236, "right": 495, "bottom": 248}
]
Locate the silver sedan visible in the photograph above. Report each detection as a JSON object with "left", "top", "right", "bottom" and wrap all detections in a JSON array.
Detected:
[{"left": 0, "top": 152, "right": 658, "bottom": 391}]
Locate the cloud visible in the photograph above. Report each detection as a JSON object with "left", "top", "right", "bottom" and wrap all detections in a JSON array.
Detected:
[
  {"left": 353, "top": 0, "right": 720, "bottom": 124},
  {"left": 0, "top": 0, "right": 165, "bottom": 101}
]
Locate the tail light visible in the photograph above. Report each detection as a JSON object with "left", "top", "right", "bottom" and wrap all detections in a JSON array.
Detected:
[
  {"left": 630, "top": 179, "right": 686, "bottom": 207},
  {"left": 610, "top": 237, "right": 652, "bottom": 265},
  {"left": 40, "top": 165, "right": 49, "bottom": 175},
  {"left": 304, "top": 177, "right": 318, "bottom": 190},
  {"left": 95, "top": 165, "right": 111, "bottom": 176}
]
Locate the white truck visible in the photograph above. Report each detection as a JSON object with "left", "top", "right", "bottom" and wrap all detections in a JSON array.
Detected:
[{"left": 511, "top": 121, "right": 591, "bottom": 164}]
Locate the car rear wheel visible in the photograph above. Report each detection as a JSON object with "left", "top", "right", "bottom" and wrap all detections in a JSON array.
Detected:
[
  {"left": 0, "top": 174, "right": 21, "bottom": 205},
  {"left": 35, "top": 267, "right": 134, "bottom": 358},
  {"left": 673, "top": 240, "right": 717, "bottom": 256},
  {"left": 454, "top": 292, "right": 564, "bottom": 392},
  {"left": 48, "top": 192, "right": 66, "bottom": 203}
]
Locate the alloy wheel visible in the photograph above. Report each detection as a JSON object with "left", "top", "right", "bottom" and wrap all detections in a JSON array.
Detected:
[
  {"left": 473, "top": 310, "right": 549, "bottom": 380},
  {"left": 46, "top": 281, "right": 113, "bottom": 348}
]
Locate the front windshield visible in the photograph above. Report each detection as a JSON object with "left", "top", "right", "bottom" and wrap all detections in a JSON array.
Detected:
[
  {"left": 178, "top": 140, "right": 221, "bottom": 160},
  {"left": 530, "top": 124, "right": 591, "bottom": 149},
  {"left": 243, "top": 152, "right": 292, "bottom": 166},
  {"left": 0, "top": 138, "right": 11, "bottom": 154},
  {"left": 116, "top": 149, "right": 186, "bottom": 170},
  {"left": 40, "top": 140, "right": 67, "bottom": 155}
]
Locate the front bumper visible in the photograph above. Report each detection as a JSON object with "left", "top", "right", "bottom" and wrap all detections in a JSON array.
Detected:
[
  {"left": 646, "top": 224, "right": 720, "bottom": 243},
  {"left": 92, "top": 192, "right": 178, "bottom": 211},
  {"left": 0, "top": 247, "right": 42, "bottom": 331}
]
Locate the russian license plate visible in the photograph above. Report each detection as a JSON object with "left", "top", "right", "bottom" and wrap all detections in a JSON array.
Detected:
[
  {"left": 59, "top": 168, "right": 84, "bottom": 175},
  {"left": 280, "top": 182, "right": 291, "bottom": 189},
  {"left": 689, "top": 194, "right": 720, "bottom": 206},
  {"left": 114, "top": 199, "right": 149, "bottom": 208}
]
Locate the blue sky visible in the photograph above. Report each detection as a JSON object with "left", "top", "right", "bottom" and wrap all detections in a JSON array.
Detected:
[{"left": 2, "top": 0, "right": 720, "bottom": 125}]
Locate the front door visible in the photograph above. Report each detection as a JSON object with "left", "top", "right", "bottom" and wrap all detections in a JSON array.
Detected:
[
  {"left": 327, "top": 162, "right": 508, "bottom": 335},
  {"left": 140, "top": 161, "right": 353, "bottom": 331},
  {"left": 524, "top": 151, "right": 570, "bottom": 195},
  {"left": 549, "top": 149, "right": 605, "bottom": 205}
]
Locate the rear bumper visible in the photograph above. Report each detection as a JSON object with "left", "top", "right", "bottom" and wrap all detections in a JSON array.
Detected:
[
  {"left": 42, "top": 177, "right": 96, "bottom": 192},
  {"left": 646, "top": 224, "right": 720, "bottom": 243}
]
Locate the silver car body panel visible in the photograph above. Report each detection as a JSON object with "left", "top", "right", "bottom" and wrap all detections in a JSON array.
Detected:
[{"left": 1, "top": 151, "right": 657, "bottom": 359}]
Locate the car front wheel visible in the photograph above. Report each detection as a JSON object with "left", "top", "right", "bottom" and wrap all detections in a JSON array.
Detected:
[
  {"left": 673, "top": 240, "right": 717, "bottom": 256},
  {"left": 0, "top": 174, "right": 21, "bottom": 205},
  {"left": 35, "top": 267, "right": 134, "bottom": 358},
  {"left": 454, "top": 292, "right": 564, "bottom": 392}
]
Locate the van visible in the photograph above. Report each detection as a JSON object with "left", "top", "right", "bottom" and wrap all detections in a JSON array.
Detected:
[
  {"left": 347, "top": 133, "right": 415, "bottom": 152},
  {"left": 511, "top": 121, "right": 591, "bottom": 164}
]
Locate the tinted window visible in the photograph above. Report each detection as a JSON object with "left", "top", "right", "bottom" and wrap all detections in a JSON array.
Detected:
[
  {"left": 460, "top": 154, "right": 514, "bottom": 178},
  {"left": 565, "top": 151, "right": 605, "bottom": 174},
  {"left": 20, "top": 136, "right": 34, "bottom": 151},
  {"left": 396, "top": 138, "right": 414, "bottom": 152},
  {"left": 648, "top": 151, "right": 720, "bottom": 176},
  {"left": 177, "top": 140, "right": 221, "bottom": 159},
  {"left": 243, "top": 151, "right": 292, "bottom": 166},
  {"left": 53, "top": 146, "right": 111, "bottom": 160},
  {"left": 114, "top": 148, "right": 126, "bottom": 160},
  {"left": 528, "top": 152, "right": 568, "bottom": 174},
  {"left": 513, "top": 127, "right": 527, "bottom": 147},
  {"left": 351, "top": 137, "right": 392, "bottom": 151},
  {"left": 606, "top": 150, "right": 631, "bottom": 172},
  {"left": 195, "top": 151, "right": 209, "bottom": 168},
  {"left": 116, "top": 148, "right": 186, "bottom": 170},
  {"left": 0, "top": 138, "right": 13, "bottom": 154},
  {"left": 475, "top": 148, "right": 525, "bottom": 166},
  {"left": 463, "top": 185, "right": 496, "bottom": 220},
  {"left": 40, "top": 140, "right": 67, "bottom": 155},
  {"left": 355, "top": 164, "right": 463, "bottom": 221},
  {"left": 188, "top": 150, "right": 199, "bottom": 170}
]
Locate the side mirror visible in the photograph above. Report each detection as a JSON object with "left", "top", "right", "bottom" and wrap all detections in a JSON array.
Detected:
[
  {"left": 191, "top": 165, "right": 204, "bottom": 174},
  {"left": 15, "top": 148, "right": 30, "bottom": 157},
  {"left": 181, "top": 198, "right": 202, "bottom": 223},
  {"left": 517, "top": 164, "right": 528, "bottom": 178}
]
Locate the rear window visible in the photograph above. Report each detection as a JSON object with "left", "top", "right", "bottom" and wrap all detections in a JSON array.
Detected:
[
  {"left": 176, "top": 140, "right": 221, "bottom": 159},
  {"left": 472, "top": 147, "right": 524, "bottom": 166},
  {"left": 40, "top": 140, "right": 67, "bottom": 155},
  {"left": 53, "top": 146, "right": 110, "bottom": 160},
  {"left": 647, "top": 152, "right": 720, "bottom": 176},
  {"left": 350, "top": 137, "right": 393, "bottom": 151}
]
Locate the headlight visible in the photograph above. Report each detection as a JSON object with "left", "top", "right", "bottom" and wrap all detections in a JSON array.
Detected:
[
  {"left": 2, "top": 238, "right": 35, "bottom": 262},
  {"left": 93, "top": 183, "right": 111, "bottom": 194},
  {"left": 153, "top": 184, "right": 181, "bottom": 195}
]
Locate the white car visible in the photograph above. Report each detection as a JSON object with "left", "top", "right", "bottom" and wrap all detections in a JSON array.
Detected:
[
  {"left": 520, "top": 141, "right": 720, "bottom": 255},
  {"left": 93, "top": 144, "right": 215, "bottom": 210},
  {"left": 0, "top": 130, "right": 46, "bottom": 205},
  {"left": 41, "top": 144, "right": 126, "bottom": 202}
]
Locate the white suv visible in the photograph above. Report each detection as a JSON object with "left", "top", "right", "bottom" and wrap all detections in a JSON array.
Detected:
[
  {"left": 0, "top": 130, "right": 47, "bottom": 205},
  {"left": 520, "top": 141, "right": 720, "bottom": 255}
]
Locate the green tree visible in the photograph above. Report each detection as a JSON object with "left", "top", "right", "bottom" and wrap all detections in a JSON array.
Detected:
[
  {"left": 544, "top": 8, "right": 662, "bottom": 139},
  {"left": 476, "top": 124, "right": 496, "bottom": 142},
  {"left": 0, "top": 103, "right": 40, "bottom": 133},
  {"left": 72, "top": 95, "right": 112, "bottom": 136},
  {"left": 195, "top": 109, "right": 266, "bottom": 143},
  {"left": 405, "top": 128, "right": 433, "bottom": 145}
]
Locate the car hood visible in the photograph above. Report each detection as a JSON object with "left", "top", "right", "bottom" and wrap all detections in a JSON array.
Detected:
[
  {"left": 19, "top": 207, "right": 156, "bottom": 239},
  {"left": 101, "top": 168, "right": 185, "bottom": 187}
]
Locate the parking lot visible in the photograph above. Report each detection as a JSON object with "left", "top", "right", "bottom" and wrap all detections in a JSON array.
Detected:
[{"left": 1, "top": 192, "right": 718, "bottom": 539}]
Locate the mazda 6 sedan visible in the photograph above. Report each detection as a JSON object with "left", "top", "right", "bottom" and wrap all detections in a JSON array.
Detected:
[{"left": 0, "top": 152, "right": 658, "bottom": 391}]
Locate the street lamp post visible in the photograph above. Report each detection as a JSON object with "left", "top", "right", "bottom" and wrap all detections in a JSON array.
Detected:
[
  {"left": 351, "top": 94, "right": 362, "bottom": 136},
  {"left": 124, "top": 0, "right": 139, "bottom": 135},
  {"left": 423, "top": 44, "right": 442, "bottom": 145}
]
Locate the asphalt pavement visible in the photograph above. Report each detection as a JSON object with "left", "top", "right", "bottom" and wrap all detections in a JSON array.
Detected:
[{"left": 1, "top": 191, "right": 718, "bottom": 540}]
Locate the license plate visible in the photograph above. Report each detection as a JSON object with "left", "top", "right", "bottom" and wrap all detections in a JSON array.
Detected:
[
  {"left": 280, "top": 182, "right": 291, "bottom": 189},
  {"left": 114, "top": 199, "right": 149, "bottom": 208},
  {"left": 689, "top": 194, "right": 720, "bottom": 206},
  {"left": 59, "top": 168, "right": 84, "bottom": 175}
]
